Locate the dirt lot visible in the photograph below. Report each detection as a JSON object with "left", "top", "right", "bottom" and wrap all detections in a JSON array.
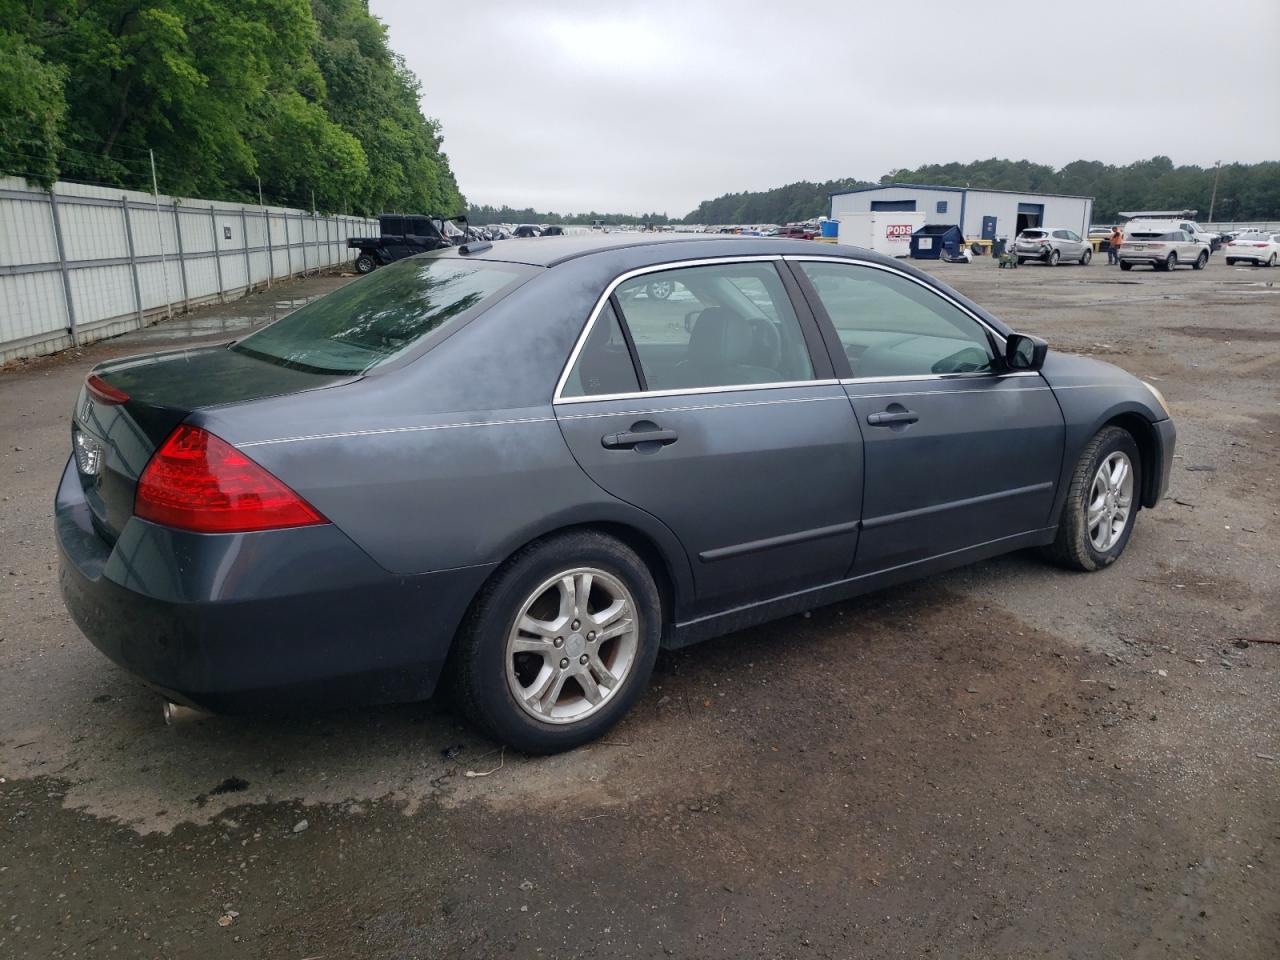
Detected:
[{"left": 1, "top": 256, "right": 1277, "bottom": 959}]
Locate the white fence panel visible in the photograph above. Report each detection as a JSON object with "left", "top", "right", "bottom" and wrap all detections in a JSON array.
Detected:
[{"left": 0, "top": 176, "right": 377, "bottom": 362}]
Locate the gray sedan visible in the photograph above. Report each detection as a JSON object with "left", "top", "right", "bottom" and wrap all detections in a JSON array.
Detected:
[{"left": 56, "top": 235, "right": 1175, "bottom": 753}]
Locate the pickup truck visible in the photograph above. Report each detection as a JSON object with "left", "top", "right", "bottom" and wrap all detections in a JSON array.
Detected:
[{"left": 347, "top": 215, "right": 467, "bottom": 273}]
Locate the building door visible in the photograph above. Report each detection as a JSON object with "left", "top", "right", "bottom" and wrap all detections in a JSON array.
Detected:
[
  {"left": 981, "top": 216, "right": 998, "bottom": 240},
  {"left": 1015, "top": 203, "right": 1045, "bottom": 236}
]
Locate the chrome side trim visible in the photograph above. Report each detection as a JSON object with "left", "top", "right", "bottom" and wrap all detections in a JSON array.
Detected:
[
  {"left": 555, "top": 378, "right": 838, "bottom": 405},
  {"left": 556, "top": 393, "right": 847, "bottom": 422},
  {"left": 236, "top": 415, "right": 556, "bottom": 448},
  {"left": 839, "top": 370, "right": 1040, "bottom": 385},
  {"left": 552, "top": 255, "right": 784, "bottom": 403},
  {"left": 782, "top": 254, "right": 1010, "bottom": 348},
  {"left": 849, "top": 386, "right": 1051, "bottom": 400},
  {"left": 698, "top": 519, "right": 862, "bottom": 563},
  {"left": 860, "top": 481, "right": 1055, "bottom": 531}
]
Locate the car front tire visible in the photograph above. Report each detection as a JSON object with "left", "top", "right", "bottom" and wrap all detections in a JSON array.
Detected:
[
  {"left": 1080, "top": 248, "right": 1092, "bottom": 265},
  {"left": 1042, "top": 426, "right": 1142, "bottom": 572},
  {"left": 1268, "top": 254, "right": 1277, "bottom": 268},
  {"left": 1193, "top": 251, "right": 1208, "bottom": 270},
  {"left": 449, "top": 531, "right": 661, "bottom": 754}
]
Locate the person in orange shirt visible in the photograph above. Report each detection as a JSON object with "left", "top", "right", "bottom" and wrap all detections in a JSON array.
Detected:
[{"left": 1108, "top": 226, "right": 1124, "bottom": 265}]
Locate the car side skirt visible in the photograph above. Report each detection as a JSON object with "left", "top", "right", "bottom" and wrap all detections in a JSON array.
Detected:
[{"left": 665, "top": 526, "right": 1056, "bottom": 648}]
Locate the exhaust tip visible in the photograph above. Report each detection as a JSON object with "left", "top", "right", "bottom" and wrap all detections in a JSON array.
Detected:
[{"left": 162, "top": 700, "right": 203, "bottom": 726}]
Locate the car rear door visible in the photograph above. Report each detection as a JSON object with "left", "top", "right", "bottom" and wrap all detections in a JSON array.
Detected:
[
  {"left": 554, "top": 257, "right": 864, "bottom": 614},
  {"left": 789, "top": 257, "right": 1064, "bottom": 576}
]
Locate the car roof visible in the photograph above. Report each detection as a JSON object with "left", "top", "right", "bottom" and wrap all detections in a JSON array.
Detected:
[{"left": 442, "top": 232, "right": 865, "bottom": 268}]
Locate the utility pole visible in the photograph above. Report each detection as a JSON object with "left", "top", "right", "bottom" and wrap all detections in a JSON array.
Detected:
[
  {"left": 150, "top": 149, "right": 173, "bottom": 320},
  {"left": 1208, "top": 160, "right": 1222, "bottom": 224}
]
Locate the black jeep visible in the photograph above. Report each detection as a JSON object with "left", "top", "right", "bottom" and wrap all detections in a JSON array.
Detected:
[{"left": 347, "top": 215, "right": 467, "bottom": 273}]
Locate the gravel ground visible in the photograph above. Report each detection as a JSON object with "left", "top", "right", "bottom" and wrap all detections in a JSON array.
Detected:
[{"left": 1, "top": 255, "right": 1277, "bottom": 959}]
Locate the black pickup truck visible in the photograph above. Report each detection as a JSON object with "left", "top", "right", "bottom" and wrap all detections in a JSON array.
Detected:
[{"left": 347, "top": 214, "right": 467, "bottom": 273}]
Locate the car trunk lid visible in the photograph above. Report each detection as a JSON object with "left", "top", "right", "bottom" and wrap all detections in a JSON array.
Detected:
[{"left": 71, "top": 345, "right": 351, "bottom": 543}]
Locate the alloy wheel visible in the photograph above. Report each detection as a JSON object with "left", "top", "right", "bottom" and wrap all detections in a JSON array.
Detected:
[
  {"left": 1087, "top": 451, "right": 1134, "bottom": 552},
  {"left": 505, "top": 567, "right": 640, "bottom": 724}
]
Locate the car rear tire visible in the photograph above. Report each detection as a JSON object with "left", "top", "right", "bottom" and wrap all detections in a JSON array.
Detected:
[
  {"left": 1017, "top": 258, "right": 1028, "bottom": 265},
  {"left": 1042, "top": 426, "right": 1142, "bottom": 572},
  {"left": 1193, "top": 251, "right": 1208, "bottom": 270},
  {"left": 449, "top": 531, "right": 661, "bottom": 754},
  {"left": 1226, "top": 258, "right": 1236, "bottom": 266},
  {"left": 1049, "top": 249, "right": 1060, "bottom": 266},
  {"left": 1157, "top": 253, "right": 1177, "bottom": 271},
  {"left": 1119, "top": 262, "right": 1133, "bottom": 271},
  {"left": 1080, "top": 248, "right": 1092, "bottom": 265},
  {"left": 354, "top": 254, "right": 376, "bottom": 274}
]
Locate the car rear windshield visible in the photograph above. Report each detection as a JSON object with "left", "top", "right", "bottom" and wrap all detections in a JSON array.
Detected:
[
  {"left": 1020, "top": 230, "right": 1046, "bottom": 238},
  {"left": 1127, "top": 231, "right": 1181, "bottom": 241},
  {"left": 231, "top": 257, "right": 530, "bottom": 374}
]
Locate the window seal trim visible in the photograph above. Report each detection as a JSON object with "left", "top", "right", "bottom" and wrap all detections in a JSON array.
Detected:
[
  {"left": 555, "top": 378, "right": 840, "bottom": 406},
  {"left": 553, "top": 255, "right": 791, "bottom": 403}
]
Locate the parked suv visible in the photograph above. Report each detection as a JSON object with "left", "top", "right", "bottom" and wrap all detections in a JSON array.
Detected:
[
  {"left": 1118, "top": 228, "right": 1210, "bottom": 271},
  {"left": 1015, "top": 228, "right": 1091, "bottom": 265},
  {"left": 1126, "top": 217, "right": 1219, "bottom": 252}
]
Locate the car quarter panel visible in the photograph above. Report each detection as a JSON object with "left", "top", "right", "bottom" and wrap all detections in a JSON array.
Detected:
[{"left": 1037, "top": 352, "right": 1175, "bottom": 515}]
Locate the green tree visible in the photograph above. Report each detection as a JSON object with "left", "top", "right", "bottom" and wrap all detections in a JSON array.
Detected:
[
  {"left": 0, "top": 29, "right": 67, "bottom": 187},
  {"left": 0, "top": 0, "right": 464, "bottom": 214}
]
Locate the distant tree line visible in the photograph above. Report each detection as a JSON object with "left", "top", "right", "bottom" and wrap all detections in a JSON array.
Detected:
[
  {"left": 465, "top": 203, "right": 672, "bottom": 226},
  {"left": 682, "top": 158, "right": 1280, "bottom": 225},
  {"left": 0, "top": 0, "right": 465, "bottom": 216}
]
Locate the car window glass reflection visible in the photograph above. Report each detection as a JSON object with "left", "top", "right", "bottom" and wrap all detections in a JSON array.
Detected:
[
  {"left": 799, "top": 262, "right": 995, "bottom": 379},
  {"left": 609, "top": 263, "right": 814, "bottom": 392},
  {"left": 234, "top": 259, "right": 526, "bottom": 375}
]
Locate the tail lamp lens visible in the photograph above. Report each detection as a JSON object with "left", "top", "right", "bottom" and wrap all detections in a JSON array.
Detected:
[{"left": 135, "top": 424, "right": 326, "bottom": 533}]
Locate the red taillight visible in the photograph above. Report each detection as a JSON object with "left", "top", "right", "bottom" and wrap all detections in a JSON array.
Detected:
[
  {"left": 86, "top": 374, "right": 129, "bottom": 406},
  {"left": 1147, "top": 243, "right": 1165, "bottom": 248},
  {"left": 1252, "top": 243, "right": 1268, "bottom": 248},
  {"left": 135, "top": 424, "right": 326, "bottom": 533}
]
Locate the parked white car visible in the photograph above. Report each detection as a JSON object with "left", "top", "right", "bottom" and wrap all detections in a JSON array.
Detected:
[
  {"left": 1223, "top": 233, "right": 1280, "bottom": 267},
  {"left": 1117, "top": 227, "right": 1210, "bottom": 271},
  {"left": 1014, "top": 227, "right": 1092, "bottom": 265}
]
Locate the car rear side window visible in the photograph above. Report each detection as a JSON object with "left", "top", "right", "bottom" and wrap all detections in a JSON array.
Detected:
[
  {"left": 561, "top": 301, "right": 641, "bottom": 398},
  {"left": 607, "top": 262, "right": 815, "bottom": 392},
  {"left": 232, "top": 258, "right": 529, "bottom": 374},
  {"left": 798, "top": 261, "right": 996, "bottom": 379}
]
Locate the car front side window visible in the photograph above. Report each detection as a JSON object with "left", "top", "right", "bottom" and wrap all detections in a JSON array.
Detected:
[
  {"left": 798, "top": 261, "right": 997, "bottom": 379},
  {"left": 608, "top": 262, "right": 815, "bottom": 392}
]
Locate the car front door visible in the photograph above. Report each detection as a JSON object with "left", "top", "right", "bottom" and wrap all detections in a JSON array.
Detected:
[
  {"left": 790, "top": 257, "right": 1065, "bottom": 577},
  {"left": 554, "top": 258, "right": 864, "bottom": 614}
]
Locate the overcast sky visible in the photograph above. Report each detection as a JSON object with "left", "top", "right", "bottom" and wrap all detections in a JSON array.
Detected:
[{"left": 373, "top": 0, "right": 1279, "bottom": 216}]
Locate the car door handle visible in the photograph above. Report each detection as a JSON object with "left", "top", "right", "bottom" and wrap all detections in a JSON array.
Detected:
[
  {"left": 601, "top": 428, "right": 679, "bottom": 449},
  {"left": 866, "top": 409, "right": 919, "bottom": 426}
]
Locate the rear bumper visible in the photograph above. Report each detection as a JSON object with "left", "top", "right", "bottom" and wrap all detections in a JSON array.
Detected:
[
  {"left": 55, "top": 457, "right": 494, "bottom": 712},
  {"left": 1015, "top": 247, "right": 1050, "bottom": 260}
]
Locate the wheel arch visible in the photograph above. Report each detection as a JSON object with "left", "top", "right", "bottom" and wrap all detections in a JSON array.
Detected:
[
  {"left": 1101, "top": 411, "right": 1161, "bottom": 508},
  {"left": 472, "top": 513, "right": 693, "bottom": 643}
]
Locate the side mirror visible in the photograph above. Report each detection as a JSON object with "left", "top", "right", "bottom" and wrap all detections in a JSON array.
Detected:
[{"left": 1006, "top": 333, "right": 1048, "bottom": 372}]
